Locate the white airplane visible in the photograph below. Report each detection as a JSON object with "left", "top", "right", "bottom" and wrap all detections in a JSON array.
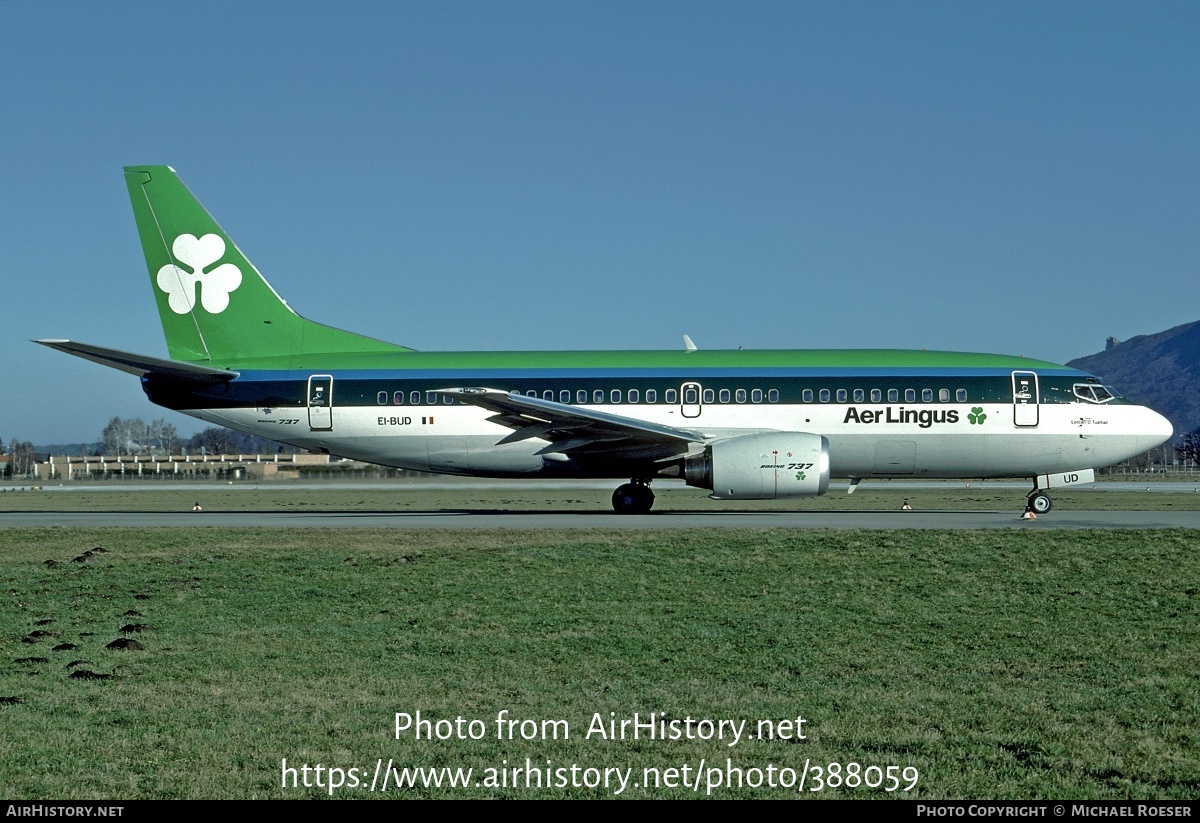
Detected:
[{"left": 38, "top": 166, "right": 1173, "bottom": 513}]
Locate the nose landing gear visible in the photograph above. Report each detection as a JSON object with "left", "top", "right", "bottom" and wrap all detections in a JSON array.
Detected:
[
  {"left": 1027, "top": 490, "right": 1053, "bottom": 514},
  {"left": 612, "top": 480, "right": 655, "bottom": 514}
]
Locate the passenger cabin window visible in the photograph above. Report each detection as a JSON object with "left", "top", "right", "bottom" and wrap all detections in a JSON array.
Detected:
[
  {"left": 736, "top": 389, "right": 747, "bottom": 403},
  {"left": 684, "top": 387, "right": 698, "bottom": 404},
  {"left": 629, "top": 389, "right": 640, "bottom": 403},
  {"left": 819, "top": 389, "right": 830, "bottom": 403},
  {"left": 377, "top": 391, "right": 387, "bottom": 405},
  {"left": 593, "top": 389, "right": 604, "bottom": 404},
  {"left": 718, "top": 389, "right": 729, "bottom": 403},
  {"left": 768, "top": 389, "right": 779, "bottom": 403},
  {"left": 527, "top": 390, "right": 537, "bottom": 398},
  {"left": 853, "top": 389, "right": 865, "bottom": 403},
  {"left": 870, "top": 389, "right": 882, "bottom": 402},
  {"left": 394, "top": 391, "right": 404, "bottom": 405},
  {"left": 802, "top": 389, "right": 813, "bottom": 403},
  {"left": 751, "top": 389, "right": 763, "bottom": 403},
  {"left": 888, "top": 389, "right": 899, "bottom": 402},
  {"left": 577, "top": 389, "right": 588, "bottom": 404},
  {"left": 665, "top": 389, "right": 677, "bottom": 403},
  {"left": 611, "top": 389, "right": 622, "bottom": 403},
  {"left": 939, "top": 388, "right": 950, "bottom": 403},
  {"left": 426, "top": 391, "right": 437, "bottom": 405},
  {"left": 646, "top": 389, "right": 657, "bottom": 403},
  {"left": 922, "top": 388, "right": 933, "bottom": 402},
  {"left": 410, "top": 391, "right": 421, "bottom": 405},
  {"left": 560, "top": 390, "right": 571, "bottom": 403},
  {"left": 702, "top": 388, "right": 714, "bottom": 404},
  {"left": 956, "top": 389, "right": 968, "bottom": 402},
  {"left": 543, "top": 390, "right": 554, "bottom": 401},
  {"left": 905, "top": 389, "right": 916, "bottom": 402},
  {"left": 836, "top": 389, "right": 847, "bottom": 403},
  {"left": 443, "top": 395, "right": 454, "bottom": 404}
]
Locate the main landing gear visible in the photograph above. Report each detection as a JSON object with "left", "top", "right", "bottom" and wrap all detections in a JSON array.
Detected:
[
  {"left": 612, "top": 480, "right": 655, "bottom": 514},
  {"left": 1027, "top": 489, "right": 1053, "bottom": 514}
]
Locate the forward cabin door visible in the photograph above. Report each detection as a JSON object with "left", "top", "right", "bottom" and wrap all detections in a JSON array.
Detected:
[
  {"left": 1011, "top": 371, "right": 1039, "bottom": 427},
  {"left": 307, "top": 374, "right": 334, "bottom": 431}
]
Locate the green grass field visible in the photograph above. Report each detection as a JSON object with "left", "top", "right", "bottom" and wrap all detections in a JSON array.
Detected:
[{"left": 1, "top": 525, "right": 1197, "bottom": 798}]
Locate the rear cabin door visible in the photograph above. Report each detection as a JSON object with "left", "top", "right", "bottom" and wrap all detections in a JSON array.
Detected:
[
  {"left": 681, "top": 382, "right": 702, "bottom": 418},
  {"left": 307, "top": 375, "right": 333, "bottom": 431},
  {"left": 1011, "top": 371, "right": 1039, "bottom": 427}
]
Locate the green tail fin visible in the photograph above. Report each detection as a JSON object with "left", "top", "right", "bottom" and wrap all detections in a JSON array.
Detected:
[{"left": 124, "top": 166, "right": 410, "bottom": 365}]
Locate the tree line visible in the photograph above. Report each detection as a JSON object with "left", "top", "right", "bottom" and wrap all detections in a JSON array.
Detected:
[
  {"left": 5, "top": 440, "right": 37, "bottom": 476},
  {"left": 99, "top": 417, "right": 300, "bottom": 456},
  {"left": 101, "top": 417, "right": 181, "bottom": 455},
  {"left": 1176, "top": 429, "right": 1200, "bottom": 466}
]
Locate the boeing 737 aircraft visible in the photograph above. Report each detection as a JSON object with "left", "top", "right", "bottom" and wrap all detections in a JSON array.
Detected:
[{"left": 38, "top": 166, "right": 1173, "bottom": 513}]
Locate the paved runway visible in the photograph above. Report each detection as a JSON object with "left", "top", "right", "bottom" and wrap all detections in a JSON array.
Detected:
[{"left": 4, "top": 510, "right": 1200, "bottom": 529}]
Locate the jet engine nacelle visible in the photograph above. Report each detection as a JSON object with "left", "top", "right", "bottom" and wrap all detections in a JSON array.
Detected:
[{"left": 684, "top": 432, "right": 831, "bottom": 500}]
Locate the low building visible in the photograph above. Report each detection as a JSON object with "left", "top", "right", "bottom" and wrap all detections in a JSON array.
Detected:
[{"left": 33, "top": 452, "right": 368, "bottom": 481}]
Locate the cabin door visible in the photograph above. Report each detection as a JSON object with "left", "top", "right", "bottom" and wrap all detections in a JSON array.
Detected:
[
  {"left": 1011, "top": 371, "right": 1039, "bottom": 427},
  {"left": 307, "top": 375, "right": 334, "bottom": 431},
  {"left": 680, "top": 382, "right": 702, "bottom": 418}
]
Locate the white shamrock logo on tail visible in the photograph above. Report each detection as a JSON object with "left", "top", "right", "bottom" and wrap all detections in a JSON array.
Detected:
[{"left": 157, "top": 234, "right": 243, "bottom": 314}]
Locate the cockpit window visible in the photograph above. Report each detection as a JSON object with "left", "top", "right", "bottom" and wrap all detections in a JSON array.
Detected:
[{"left": 1073, "top": 383, "right": 1115, "bottom": 404}]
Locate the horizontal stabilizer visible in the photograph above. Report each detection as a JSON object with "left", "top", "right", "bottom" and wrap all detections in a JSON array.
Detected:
[{"left": 34, "top": 340, "right": 238, "bottom": 384}]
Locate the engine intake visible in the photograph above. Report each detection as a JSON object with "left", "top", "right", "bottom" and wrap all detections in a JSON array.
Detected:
[{"left": 684, "top": 432, "right": 830, "bottom": 499}]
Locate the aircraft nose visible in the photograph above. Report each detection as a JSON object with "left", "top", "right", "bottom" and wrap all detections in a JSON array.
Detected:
[{"left": 1137, "top": 408, "right": 1173, "bottom": 452}]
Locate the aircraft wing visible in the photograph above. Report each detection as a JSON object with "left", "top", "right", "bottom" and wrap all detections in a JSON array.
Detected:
[
  {"left": 35, "top": 340, "right": 239, "bottom": 384},
  {"left": 432, "top": 387, "right": 704, "bottom": 460}
]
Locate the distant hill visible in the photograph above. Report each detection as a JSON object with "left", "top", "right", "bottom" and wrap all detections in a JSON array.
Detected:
[
  {"left": 1068, "top": 320, "right": 1200, "bottom": 440},
  {"left": 34, "top": 442, "right": 101, "bottom": 456}
]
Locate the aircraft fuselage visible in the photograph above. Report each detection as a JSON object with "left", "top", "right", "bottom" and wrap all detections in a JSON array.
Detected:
[{"left": 142, "top": 351, "right": 1170, "bottom": 482}]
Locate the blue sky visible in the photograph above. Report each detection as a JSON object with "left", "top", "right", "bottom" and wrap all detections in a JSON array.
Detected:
[{"left": 3, "top": 1, "right": 1198, "bottom": 445}]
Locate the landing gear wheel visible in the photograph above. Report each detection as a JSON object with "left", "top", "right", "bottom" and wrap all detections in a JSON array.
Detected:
[
  {"left": 612, "top": 482, "right": 654, "bottom": 514},
  {"left": 1028, "top": 492, "right": 1053, "bottom": 514}
]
